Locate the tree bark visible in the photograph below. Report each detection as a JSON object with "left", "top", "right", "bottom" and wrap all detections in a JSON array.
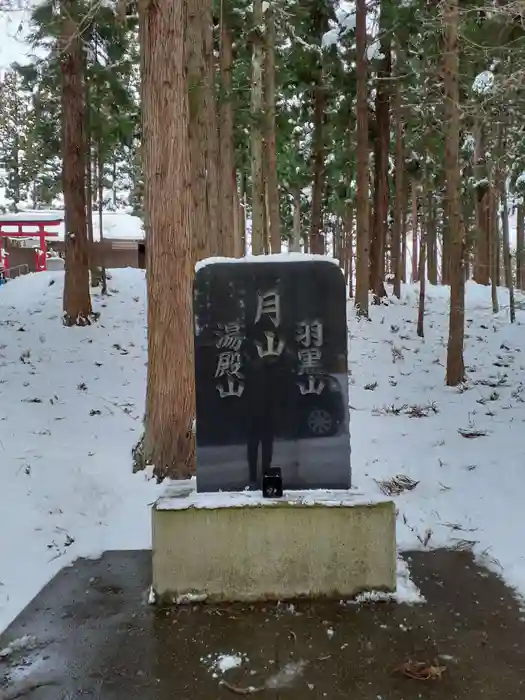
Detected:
[
  {"left": 250, "top": 0, "right": 265, "bottom": 255},
  {"left": 417, "top": 229, "right": 426, "bottom": 337},
  {"left": 232, "top": 178, "right": 242, "bottom": 256},
  {"left": 440, "top": 213, "right": 448, "bottom": 284},
  {"left": 112, "top": 157, "right": 117, "bottom": 208},
  {"left": 489, "top": 131, "right": 500, "bottom": 314},
  {"left": 392, "top": 53, "right": 403, "bottom": 299},
  {"left": 401, "top": 183, "right": 408, "bottom": 283},
  {"left": 411, "top": 177, "right": 419, "bottom": 282},
  {"left": 517, "top": 203, "right": 524, "bottom": 290},
  {"left": 344, "top": 202, "right": 354, "bottom": 297},
  {"left": 239, "top": 171, "right": 247, "bottom": 255},
  {"left": 97, "top": 150, "right": 107, "bottom": 294},
  {"left": 427, "top": 189, "right": 438, "bottom": 285},
  {"left": 310, "top": 78, "right": 326, "bottom": 255},
  {"left": 187, "top": 0, "right": 211, "bottom": 261},
  {"left": 370, "top": 18, "right": 390, "bottom": 301},
  {"left": 291, "top": 187, "right": 301, "bottom": 252},
  {"left": 490, "top": 185, "right": 500, "bottom": 314},
  {"left": 493, "top": 122, "right": 511, "bottom": 294},
  {"left": 500, "top": 178, "right": 515, "bottom": 322},
  {"left": 473, "top": 119, "right": 490, "bottom": 285},
  {"left": 139, "top": 0, "right": 195, "bottom": 480},
  {"left": 263, "top": 176, "right": 270, "bottom": 253},
  {"left": 333, "top": 216, "right": 340, "bottom": 261},
  {"left": 219, "top": 12, "right": 237, "bottom": 256},
  {"left": 354, "top": 0, "right": 369, "bottom": 317},
  {"left": 204, "top": 2, "right": 222, "bottom": 256},
  {"left": 61, "top": 1, "right": 92, "bottom": 326},
  {"left": 264, "top": 4, "right": 281, "bottom": 253},
  {"left": 86, "top": 46, "right": 104, "bottom": 290},
  {"left": 444, "top": 0, "right": 465, "bottom": 386},
  {"left": 85, "top": 74, "right": 99, "bottom": 288}
]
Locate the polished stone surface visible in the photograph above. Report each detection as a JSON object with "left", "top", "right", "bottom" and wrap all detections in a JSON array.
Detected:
[{"left": 193, "top": 259, "right": 350, "bottom": 492}]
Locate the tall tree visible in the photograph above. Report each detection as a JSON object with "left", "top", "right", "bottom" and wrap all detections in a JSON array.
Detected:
[
  {"left": 490, "top": 185, "right": 500, "bottom": 314},
  {"left": 202, "top": 0, "right": 222, "bottom": 255},
  {"left": 392, "top": 47, "right": 403, "bottom": 299},
  {"left": 500, "top": 178, "right": 515, "bottom": 323},
  {"left": 444, "top": 0, "right": 465, "bottom": 386},
  {"left": 354, "top": 0, "right": 369, "bottom": 316},
  {"left": 517, "top": 203, "right": 525, "bottom": 290},
  {"left": 417, "top": 227, "right": 426, "bottom": 337},
  {"left": 264, "top": 2, "right": 281, "bottom": 253},
  {"left": 0, "top": 72, "right": 23, "bottom": 211},
  {"left": 250, "top": 0, "right": 265, "bottom": 254},
  {"left": 138, "top": 0, "right": 195, "bottom": 479},
  {"left": 369, "top": 3, "right": 390, "bottom": 301},
  {"left": 309, "top": 0, "right": 329, "bottom": 255},
  {"left": 84, "top": 52, "right": 101, "bottom": 288},
  {"left": 410, "top": 173, "right": 419, "bottom": 282},
  {"left": 309, "top": 71, "right": 325, "bottom": 254},
  {"left": 60, "top": 0, "right": 92, "bottom": 326},
  {"left": 426, "top": 187, "right": 438, "bottom": 284},
  {"left": 473, "top": 120, "right": 490, "bottom": 285},
  {"left": 218, "top": 11, "right": 238, "bottom": 255},
  {"left": 187, "top": 0, "right": 211, "bottom": 261},
  {"left": 96, "top": 143, "right": 108, "bottom": 294}
]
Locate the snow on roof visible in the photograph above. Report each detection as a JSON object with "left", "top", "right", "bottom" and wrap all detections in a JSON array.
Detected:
[
  {"left": 195, "top": 253, "right": 340, "bottom": 272},
  {"left": 0, "top": 212, "right": 63, "bottom": 222},
  {"left": 0, "top": 210, "right": 144, "bottom": 241}
]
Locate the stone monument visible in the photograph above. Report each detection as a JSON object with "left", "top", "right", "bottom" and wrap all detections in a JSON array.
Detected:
[
  {"left": 193, "top": 256, "right": 350, "bottom": 493},
  {"left": 151, "top": 255, "right": 396, "bottom": 604}
]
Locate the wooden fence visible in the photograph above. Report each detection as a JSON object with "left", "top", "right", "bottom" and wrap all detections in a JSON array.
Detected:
[{"left": 5, "top": 239, "right": 145, "bottom": 272}]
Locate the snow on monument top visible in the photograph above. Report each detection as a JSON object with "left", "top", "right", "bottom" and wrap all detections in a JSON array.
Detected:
[
  {"left": 155, "top": 483, "right": 390, "bottom": 511},
  {"left": 195, "top": 253, "right": 340, "bottom": 273}
]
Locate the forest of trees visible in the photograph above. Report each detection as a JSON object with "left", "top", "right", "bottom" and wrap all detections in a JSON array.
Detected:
[{"left": 0, "top": 0, "right": 524, "bottom": 478}]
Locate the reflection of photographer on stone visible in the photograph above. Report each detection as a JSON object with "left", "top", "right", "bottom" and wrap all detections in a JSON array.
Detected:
[{"left": 243, "top": 329, "right": 294, "bottom": 490}]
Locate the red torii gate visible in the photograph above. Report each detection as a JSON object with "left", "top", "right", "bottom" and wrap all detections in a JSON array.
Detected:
[{"left": 0, "top": 213, "right": 62, "bottom": 273}]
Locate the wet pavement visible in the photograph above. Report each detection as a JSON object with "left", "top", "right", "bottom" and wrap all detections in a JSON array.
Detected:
[{"left": 1, "top": 549, "right": 524, "bottom": 699}]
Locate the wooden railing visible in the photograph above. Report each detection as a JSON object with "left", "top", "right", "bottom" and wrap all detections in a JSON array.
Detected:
[{"left": 2, "top": 264, "right": 30, "bottom": 280}]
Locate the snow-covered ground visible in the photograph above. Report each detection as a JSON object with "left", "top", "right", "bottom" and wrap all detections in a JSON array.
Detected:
[
  {"left": 0, "top": 269, "right": 159, "bottom": 632},
  {"left": 1, "top": 268, "right": 525, "bottom": 633},
  {"left": 352, "top": 281, "right": 525, "bottom": 596}
]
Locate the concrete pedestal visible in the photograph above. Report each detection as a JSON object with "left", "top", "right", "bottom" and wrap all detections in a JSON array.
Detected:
[{"left": 152, "top": 484, "right": 396, "bottom": 603}]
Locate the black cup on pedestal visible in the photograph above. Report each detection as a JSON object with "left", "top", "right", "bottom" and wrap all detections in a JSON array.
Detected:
[{"left": 262, "top": 467, "right": 283, "bottom": 498}]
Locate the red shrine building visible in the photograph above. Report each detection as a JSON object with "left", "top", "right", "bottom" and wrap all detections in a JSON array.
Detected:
[{"left": 0, "top": 212, "right": 62, "bottom": 275}]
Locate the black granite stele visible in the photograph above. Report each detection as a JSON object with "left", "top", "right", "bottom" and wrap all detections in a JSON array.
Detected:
[{"left": 194, "top": 258, "right": 350, "bottom": 492}]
